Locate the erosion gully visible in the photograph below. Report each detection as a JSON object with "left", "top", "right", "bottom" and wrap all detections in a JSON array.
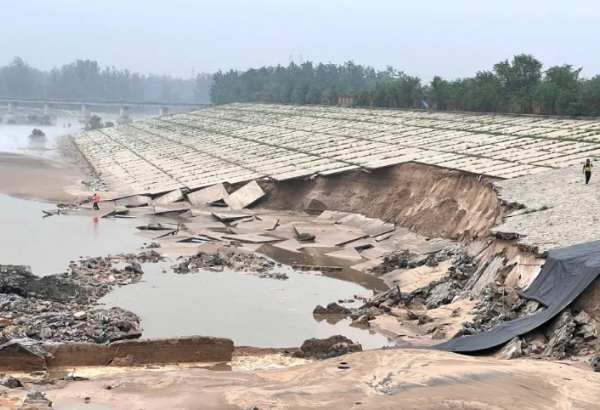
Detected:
[{"left": 0, "top": 116, "right": 394, "bottom": 351}]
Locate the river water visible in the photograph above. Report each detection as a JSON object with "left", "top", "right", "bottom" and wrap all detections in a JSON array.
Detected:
[{"left": 0, "top": 116, "right": 394, "bottom": 349}]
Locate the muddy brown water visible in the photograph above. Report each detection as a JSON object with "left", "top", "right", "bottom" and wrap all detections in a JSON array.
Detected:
[
  {"left": 0, "top": 194, "right": 147, "bottom": 276},
  {"left": 99, "top": 261, "right": 394, "bottom": 349},
  {"left": 259, "top": 244, "right": 388, "bottom": 292}
]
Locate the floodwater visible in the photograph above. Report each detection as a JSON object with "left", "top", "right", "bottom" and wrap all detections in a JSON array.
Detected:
[
  {"left": 0, "top": 113, "right": 153, "bottom": 158},
  {"left": 260, "top": 244, "right": 388, "bottom": 292},
  {"left": 0, "top": 116, "right": 82, "bottom": 158},
  {"left": 100, "top": 261, "right": 394, "bottom": 349},
  {"left": 0, "top": 194, "right": 146, "bottom": 276},
  {"left": 0, "top": 112, "right": 395, "bottom": 350}
]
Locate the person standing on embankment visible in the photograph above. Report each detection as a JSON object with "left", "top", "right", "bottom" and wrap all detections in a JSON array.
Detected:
[
  {"left": 583, "top": 158, "right": 593, "bottom": 184},
  {"left": 92, "top": 193, "right": 100, "bottom": 210}
]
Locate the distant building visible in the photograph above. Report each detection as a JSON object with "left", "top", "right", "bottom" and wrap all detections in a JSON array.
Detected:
[{"left": 338, "top": 96, "right": 353, "bottom": 106}]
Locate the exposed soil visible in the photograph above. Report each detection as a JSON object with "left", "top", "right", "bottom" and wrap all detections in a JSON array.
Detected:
[{"left": 259, "top": 162, "right": 507, "bottom": 241}]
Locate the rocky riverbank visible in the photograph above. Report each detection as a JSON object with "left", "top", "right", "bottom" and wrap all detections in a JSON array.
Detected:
[{"left": 0, "top": 251, "right": 162, "bottom": 344}]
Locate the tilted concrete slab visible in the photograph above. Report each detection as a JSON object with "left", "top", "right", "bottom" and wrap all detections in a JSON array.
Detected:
[
  {"left": 187, "top": 183, "right": 230, "bottom": 206},
  {"left": 150, "top": 188, "right": 184, "bottom": 205},
  {"left": 225, "top": 180, "right": 266, "bottom": 210}
]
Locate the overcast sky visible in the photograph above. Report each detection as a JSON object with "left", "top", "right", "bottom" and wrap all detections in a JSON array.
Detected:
[{"left": 1, "top": 0, "right": 598, "bottom": 81}]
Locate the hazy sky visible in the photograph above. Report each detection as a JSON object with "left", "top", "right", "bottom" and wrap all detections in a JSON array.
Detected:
[{"left": 1, "top": 0, "right": 599, "bottom": 81}]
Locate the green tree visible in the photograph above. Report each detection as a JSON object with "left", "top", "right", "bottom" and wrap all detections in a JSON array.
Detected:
[
  {"left": 494, "top": 54, "right": 543, "bottom": 113},
  {"left": 535, "top": 65, "right": 582, "bottom": 115},
  {"left": 85, "top": 115, "right": 104, "bottom": 130}
]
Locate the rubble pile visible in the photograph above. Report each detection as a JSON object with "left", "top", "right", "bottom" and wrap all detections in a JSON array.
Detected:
[
  {"left": 294, "top": 335, "right": 362, "bottom": 359},
  {"left": 313, "top": 303, "right": 352, "bottom": 316},
  {"left": 458, "top": 289, "right": 530, "bottom": 336},
  {"left": 349, "top": 245, "right": 477, "bottom": 328},
  {"left": 173, "top": 248, "right": 288, "bottom": 279},
  {"left": 81, "top": 180, "right": 107, "bottom": 191},
  {"left": 0, "top": 259, "right": 147, "bottom": 344},
  {"left": 370, "top": 250, "right": 413, "bottom": 275}
]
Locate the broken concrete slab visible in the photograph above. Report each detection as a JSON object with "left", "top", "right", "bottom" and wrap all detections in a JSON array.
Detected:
[
  {"left": 183, "top": 221, "right": 227, "bottom": 233},
  {"left": 225, "top": 180, "right": 265, "bottom": 210},
  {"left": 464, "top": 255, "right": 506, "bottom": 297},
  {"left": 150, "top": 188, "right": 185, "bottom": 206},
  {"left": 235, "top": 218, "right": 279, "bottom": 231},
  {"left": 100, "top": 207, "right": 130, "bottom": 218},
  {"left": 384, "top": 261, "right": 452, "bottom": 292},
  {"left": 115, "top": 195, "right": 152, "bottom": 208},
  {"left": 272, "top": 239, "right": 304, "bottom": 253},
  {"left": 135, "top": 230, "right": 177, "bottom": 240},
  {"left": 325, "top": 247, "right": 364, "bottom": 261},
  {"left": 154, "top": 202, "right": 192, "bottom": 215},
  {"left": 212, "top": 211, "right": 254, "bottom": 222},
  {"left": 222, "top": 233, "right": 282, "bottom": 244},
  {"left": 187, "top": 184, "right": 230, "bottom": 206},
  {"left": 293, "top": 223, "right": 368, "bottom": 247},
  {"left": 317, "top": 210, "right": 395, "bottom": 237},
  {"left": 352, "top": 258, "right": 384, "bottom": 272}
]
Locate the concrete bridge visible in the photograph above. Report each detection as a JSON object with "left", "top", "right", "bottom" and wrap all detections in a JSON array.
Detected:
[{"left": 0, "top": 97, "right": 210, "bottom": 124}]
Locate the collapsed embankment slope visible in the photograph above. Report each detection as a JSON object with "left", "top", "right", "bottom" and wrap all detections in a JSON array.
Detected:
[{"left": 261, "top": 162, "right": 507, "bottom": 241}]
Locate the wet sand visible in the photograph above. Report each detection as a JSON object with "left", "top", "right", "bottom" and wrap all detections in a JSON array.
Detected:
[
  {"left": 0, "top": 152, "right": 86, "bottom": 203},
  {"left": 17, "top": 349, "right": 598, "bottom": 410}
]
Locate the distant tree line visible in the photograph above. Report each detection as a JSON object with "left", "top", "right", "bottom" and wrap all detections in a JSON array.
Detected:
[
  {"left": 0, "top": 57, "right": 212, "bottom": 103},
  {"left": 210, "top": 55, "right": 600, "bottom": 117}
]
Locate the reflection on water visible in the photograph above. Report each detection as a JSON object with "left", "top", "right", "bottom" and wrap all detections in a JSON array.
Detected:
[
  {"left": 100, "top": 262, "right": 394, "bottom": 350},
  {"left": 0, "top": 194, "right": 146, "bottom": 276}
]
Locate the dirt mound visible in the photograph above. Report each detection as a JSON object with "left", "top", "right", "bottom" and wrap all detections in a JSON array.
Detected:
[
  {"left": 295, "top": 335, "right": 362, "bottom": 359},
  {"left": 260, "top": 163, "right": 506, "bottom": 240},
  {"left": 0, "top": 265, "right": 87, "bottom": 303}
]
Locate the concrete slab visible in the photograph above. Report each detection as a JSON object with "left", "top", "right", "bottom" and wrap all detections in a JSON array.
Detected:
[
  {"left": 225, "top": 180, "right": 266, "bottom": 210},
  {"left": 150, "top": 188, "right": 185, "bottom": 205},
  {"left": 187, "top": 184, "right": 230, "bottom": 206},
  {"left": 325, "top": 247, "right": 364, "bottom": 261},
  {"left": 212, "top": 211, "right": 255, "bottom": 222},
  {"left": 115, "top": 195, "right": 152, "bottom": 207},
  {"left": 222, "top": 233, "right": 282, "bottom": 244}
]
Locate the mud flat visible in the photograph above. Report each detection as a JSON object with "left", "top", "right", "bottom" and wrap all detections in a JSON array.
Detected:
[{"left": 0, "top": 152, "right": 87, "bottom": 203}]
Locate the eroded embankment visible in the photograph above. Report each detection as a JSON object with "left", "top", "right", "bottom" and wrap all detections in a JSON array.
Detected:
[{"left": 260, "top": 162, "right": 507, "bottom": 241}]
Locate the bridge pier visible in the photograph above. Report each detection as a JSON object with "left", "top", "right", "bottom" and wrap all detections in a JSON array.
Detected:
[
  {"left": 7, "top": 102, "right": 18, "bottom": 115},
  {"left": 117, "top": 105, "right": 133, "bottom": 125},
  {"left": 79, "top": 104, "right": 91, "bottom": 123},
  {"left": 43, "top": 103, "right": 54, "bottom": 117},
  {"left": 159, "top": 106, "right": 169, "bottom": 117}
]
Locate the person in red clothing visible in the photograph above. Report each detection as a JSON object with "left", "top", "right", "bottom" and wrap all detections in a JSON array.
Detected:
[{"left": 92, "top": 193, "right": 100, "bottom": 210}]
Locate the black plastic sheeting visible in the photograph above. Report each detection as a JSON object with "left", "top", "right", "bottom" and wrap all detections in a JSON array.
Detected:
[{"left": 433, "top": 240, "right": 600, "bottom": 353}]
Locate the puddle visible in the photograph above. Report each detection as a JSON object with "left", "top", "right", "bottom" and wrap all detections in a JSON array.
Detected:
[
  {"left": 100, "top": 261, "right": 394, "bottom": 350},
  {"left": 258, "top": 244, "right": 388, "bottom": 292},
  {"left": 0, "top": 194, "right": 146, "bottom": 276}
]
